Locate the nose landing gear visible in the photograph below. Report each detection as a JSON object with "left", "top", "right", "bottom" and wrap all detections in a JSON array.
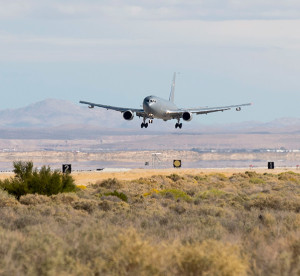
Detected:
[{"left": 141, "top": 117, "right": 151, "bottom": 128}]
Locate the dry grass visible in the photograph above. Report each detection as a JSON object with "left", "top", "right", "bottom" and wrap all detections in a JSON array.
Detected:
[{"left": 0, "top": 171, "right": 299, "bottom": 275}]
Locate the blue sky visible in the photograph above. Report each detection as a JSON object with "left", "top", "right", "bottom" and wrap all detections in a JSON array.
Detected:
[{"left": 0, "top": 1, "right": 300, "bottom": 124}]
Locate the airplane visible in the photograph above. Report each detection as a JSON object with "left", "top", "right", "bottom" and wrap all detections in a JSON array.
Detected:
[{"left": 80, "top": 73, "right": 252, "bottom": 129}]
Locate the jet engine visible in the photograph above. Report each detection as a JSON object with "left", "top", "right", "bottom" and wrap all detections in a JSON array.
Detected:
[
  {"left": 236, "top": 107, "right": 241, "bottom": 111},
  {"left": 182, "top": 111, "right": 193, "bottom": 121},
  {"left": 123, "top": 110, "right": 134, "bottom": 120}
]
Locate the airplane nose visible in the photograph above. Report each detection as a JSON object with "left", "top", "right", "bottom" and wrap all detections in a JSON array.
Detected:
[{"left": 143, "top": 99, "right": 151, "bottom": 106}]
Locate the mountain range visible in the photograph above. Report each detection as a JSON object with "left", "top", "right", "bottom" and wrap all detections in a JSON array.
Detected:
[{"left": 0, "top": 99, "right": 299, "bottom": 139}]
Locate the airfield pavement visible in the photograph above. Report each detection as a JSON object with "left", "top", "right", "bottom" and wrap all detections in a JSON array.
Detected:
[{"left": 1, "top": 167, "right": 298, "bottom": 186}]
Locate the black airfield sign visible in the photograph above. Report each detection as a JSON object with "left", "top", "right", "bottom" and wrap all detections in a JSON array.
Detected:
[
  {"left": 268, "top": 162, "right": 275, "bottom": 169},
  {"left": 62, "top": 164, "right": 72, "bottom": 174}
]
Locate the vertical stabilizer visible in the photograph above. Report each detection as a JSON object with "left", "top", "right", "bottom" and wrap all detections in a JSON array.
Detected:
[{"left": 169, "top": 72, "right": 176, "bottom": 103}]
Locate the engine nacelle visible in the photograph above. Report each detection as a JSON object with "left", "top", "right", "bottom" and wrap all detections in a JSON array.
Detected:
[
  {"left": 182, "top": 111, "right": 193, "bottom": 121},
  {"left": 236, "top": 107, "right": 241, "bottom": 111},
  {"left": 123, "top": 110, "right": 134, "bottom": 120}
]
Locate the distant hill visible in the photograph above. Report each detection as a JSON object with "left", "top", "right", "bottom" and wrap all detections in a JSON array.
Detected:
[{"left": 0, "top": 99, "right": 123, "bottom": 128}]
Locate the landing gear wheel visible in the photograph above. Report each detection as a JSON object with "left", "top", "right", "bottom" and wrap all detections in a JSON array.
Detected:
[
  {"left": 175, "top": 122, "right": 182, "bottom": 129},
  {"left": 145, "top": 123, "right": 148, "bottom": 128},
  {"left": 141, "top": 123, "right": 144, "bottom": 128}
]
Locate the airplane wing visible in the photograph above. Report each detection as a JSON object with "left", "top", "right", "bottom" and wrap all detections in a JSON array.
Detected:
[
  {"left": 167, "top": 103, "right": 252, "bottom": 116},
  {"left": 188, "top": 103, "right": 252, "bottom": 114},
  {"left": 79, "top": 101, "right": 146, "bottom": 117}
]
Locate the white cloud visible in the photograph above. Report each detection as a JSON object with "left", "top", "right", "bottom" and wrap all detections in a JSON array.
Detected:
[
  {"left": 0, "top": 1, "right": 33, "bottom": 18},
  {"left": 1, "top": 0, "right": 300, "bottom": 20},
  {"left": 0, "top": 19, "right": 300, "bottom": 64}
]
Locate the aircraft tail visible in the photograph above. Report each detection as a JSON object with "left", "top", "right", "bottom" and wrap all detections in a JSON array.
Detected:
[{"left": 169, "top": 72, "right": 176, "bottom": 103}]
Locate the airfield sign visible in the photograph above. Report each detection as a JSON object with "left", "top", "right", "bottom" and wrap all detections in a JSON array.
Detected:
[
  {"left": 173, "top": 160, "right": 182, "bottom": 168},
  {"left": 62, "top": 164, "right": 72, "bottom": 174}
]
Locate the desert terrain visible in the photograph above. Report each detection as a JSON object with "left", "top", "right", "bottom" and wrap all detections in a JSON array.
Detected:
[
  {"left": 0, "top": 149, "right": 300, "bottom": 172},
  {"left": 0, "top": 168, "right": 299, "bottom": 275}
]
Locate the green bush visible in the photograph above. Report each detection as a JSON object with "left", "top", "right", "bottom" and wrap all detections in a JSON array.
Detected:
[
  {"left": 159, "top": 189, "right": 192, "bottom": 202},
  {"left": 104, "top": 190, "right": 128, "bottom": 202},
  {"left": 0, "top": 161, "right": 77, "bottom": 199},
  {"left": 249, "top": 177, "right": 266, "bottom": 184}
]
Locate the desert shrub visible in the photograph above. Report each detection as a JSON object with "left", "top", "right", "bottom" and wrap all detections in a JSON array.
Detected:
[
  {"left": 194, "top": 175, "right": 208, "bottom": 183},
  {"left": 170, "top": 204, "right": 186, "bottom": 214},
  {"left": 97, "top": 178, "right": 123, "bottom": 189},
  {"left": 159, "top": 189, "right": 192, "bottom": 202},
  {"left": 104, "top": 229, "right": 161, "bottom": 275},
  {"left": 209, "top": 173, "right": 228, "bottom": 181},
  {"left": 278, "top": 171, "right": 300, "bottom": 182},
  {"left": 0, "top": 178, "right": 28, "bottom": 201},
  {"left": 13, "top": 160, "right": 34, "bottom": 181},
  {"left": 167, "top": 173, "right": 181, "bottom": 182},
  {"left": 51, "top": 193, "right": 79, "bottom": 204},
  {"left": 197, "top": 205, "right": 226, "bottom": 217},
  {"left": 0, "top": 189, "right": 19, "bottom": 207},
  {"left": 72, "top": 199, "right": 98, "bottom": 213},
  {"left": 0, "top": 171, "right": 299, "bottom": 275},
  {"left": 103, "top": 190, "right": 128, "bottom": 202},
  {"left": 0, "top": 161, "right": 76, "bottom": 199},
  {"left": 249, "top": 177, "right": 266, "bottom": 184},
  {"left": 19, "top": 194, "right": 51, "bottom": 205},
  {"left": 197, "top": 188, "right": 226, "bottom": 200},
  {"left": 245, "top": 171, "right": 258, "bottom": 178},
  {"left": 172, "top": 240, "right": 248, "bottom": 276},
  {"left": 248, "top": 194, "right": 300, "bottom": 212}
]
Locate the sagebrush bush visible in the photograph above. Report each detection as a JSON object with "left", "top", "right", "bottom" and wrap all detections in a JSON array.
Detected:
[
  {"left": 167, "top": 173, "right": 181, "bottom": 182},
  {"left": 0, "top": 171, "right": 299, "bottom": 275},
  {"left": 19, "top": 194, "right": 51, "bottom": 205},
  {"left": 96, "top": 178, "right": 123, "bottom": 189},
  {"left": 0, "top": 161, "right": 77, "bottom": 199},
  {"left": 0, "top": 189, "right": 19, "bottom": 207},
  {"left": 172, "top": 240, "right": 248, "bottom": 276}
]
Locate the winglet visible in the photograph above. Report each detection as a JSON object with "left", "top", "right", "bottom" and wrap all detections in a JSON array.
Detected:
[{"left": 169, "top": 72, "right": 176, "bottom": 103}]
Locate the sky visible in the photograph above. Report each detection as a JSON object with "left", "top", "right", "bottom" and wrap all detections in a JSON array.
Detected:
[{"left": 0, "top": 0, "right": 300, "bottom": 124}]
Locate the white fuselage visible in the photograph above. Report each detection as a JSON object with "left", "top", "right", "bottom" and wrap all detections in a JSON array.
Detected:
[{"left": 143, "top": 96, "right": 178, "bottom": 120}]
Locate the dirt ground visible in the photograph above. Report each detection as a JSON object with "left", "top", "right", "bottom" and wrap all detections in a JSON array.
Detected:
[{"left": 1, "top": 167, "right": 299, "bottom": 186}]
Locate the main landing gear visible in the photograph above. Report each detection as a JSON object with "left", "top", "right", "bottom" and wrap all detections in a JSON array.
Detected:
[
  {"left": 141, "top": 122, "right": 148, "bottom": 128},
  {"left": 175, "top": 118, "right": 182, "bottom": 129},
  {"left": 175, "top": 123, "right": 182, "bottom": 129}
]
